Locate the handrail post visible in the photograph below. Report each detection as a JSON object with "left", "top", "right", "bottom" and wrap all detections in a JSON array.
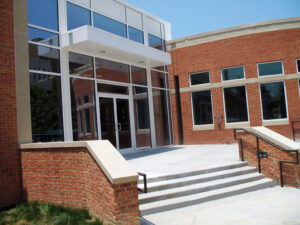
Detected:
[
  {"left": 256, "top": 137, "right": 261, "bottom": 173},
  {"left": 234, "top": 129, "right": 244, "bottom": 161},
  {"left": 137, "top": 172, "right": 147, "bottom": 193}
]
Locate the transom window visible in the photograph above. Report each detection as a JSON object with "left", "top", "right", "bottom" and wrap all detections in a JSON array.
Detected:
[
  {"left": 221, "top": 66, "right": 245, "bottom": 81},
  {"left": 258, "top": 61, "right": 283, "bottom": 77},
  {"left": 190, "top": 72, "right": 210, "bottom": 86}
]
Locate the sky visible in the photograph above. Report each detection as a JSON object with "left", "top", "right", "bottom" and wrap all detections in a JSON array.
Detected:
[{"left": 124, "top": 0, "right": 300, "bottom": 40}]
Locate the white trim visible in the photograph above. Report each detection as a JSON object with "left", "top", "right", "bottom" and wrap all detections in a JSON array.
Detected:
[
  {"left": 189, "top": 71, "right": 210, "bottom": 87},
  {"left": 221, "top": 65, "right": 245, "bottom": 82},
  {"left": 28, "top": 41, "right": 60, "bottom": 49},
  {"left": 29, "top": 70, "right": 61, "bottom": 76},
  {"left": 257, "top": 60, "right": 284, "bottom": 77},
  {"left": 28, "top": 24, "right": 59, "bottom": 34}
]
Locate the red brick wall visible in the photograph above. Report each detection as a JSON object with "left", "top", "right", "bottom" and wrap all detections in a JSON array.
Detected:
[
  {"left": 0, "top": 0, "right": 22, "bottom": 208},
  {"left": 237, "top": 132, "right": 300, "bottom": 187},
  {"left": 169, "top": 28, "right": 300, "bottom": 144},
  {"left": 21, "top": 147, "right": 140, "bottom": 225}
]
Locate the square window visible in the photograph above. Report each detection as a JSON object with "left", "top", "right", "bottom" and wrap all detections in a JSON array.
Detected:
[
  {"left": 69, "top": 52, "right": 94, "bottom": 78},
  {"left": 190, "top": 72, "right": 210, "bottom": 86},
  {"left": 222, "top": 66, "right": 244, "bottom": 81},
  {"left": 191, "top": 90, "right": 213, "bottom": 125},
  {"left": 67, "top": 2, "right": 91, "bottom": 30},
  {"left": 258, "top": 61, "right": 283, "bottom": 77}
]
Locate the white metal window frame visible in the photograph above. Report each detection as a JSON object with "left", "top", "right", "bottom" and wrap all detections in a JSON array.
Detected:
[
  {"left": 257, "top": 60, "right": 284, "bottom": 77},
  {"left": 221, "top": 65, "right": 246, "bottom": 82},
  {"left": 258, "top": 80, "right": 289, "bottom": 122},
  {"left": 222, "top": 85, "right": 250, "bottom": 124},
  {"left": 189, "top": 71, "right": 210, "bottom": 87}
]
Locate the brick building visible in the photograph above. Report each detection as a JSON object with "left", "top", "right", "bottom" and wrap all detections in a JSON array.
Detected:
[{"left": 167, "top": 17, "right": 300, "bottom": 145}]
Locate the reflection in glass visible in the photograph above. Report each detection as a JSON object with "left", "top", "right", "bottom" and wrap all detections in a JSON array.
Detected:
[
  {"left": 70, "top": 78, "right": 98, "bottom": 140},
  {"left": 224, "top": 86, "right": 248, "bottom": 123},
  {"left": 148, "top": 34, "right": 163, "bottom": 50},
  {"left": 152, "top": 89, "right": 170, "bottom": 146},
  {"left": 192, "top": 90, "right": 213, "bottom": 125},
  {"left": 28, "top": 0, "right": 58, "bottom": 31},
  {"left": 131, "top": 66, "right": 147, "bottom": 85},
  {"left": 69, "top": 52, "right": 93, "bottom": 78},
  {"left": 190, "top": 72, "right": 210, "bottom": 85},
  {"left": 67, "top": 2, "right": 91, "bottom": 30},
  {"left": 258, "top": 62, "right": 283, "bottom": 76},
  {"left": 260, "top": 82, "right": 287, "bottom": 120},
  {"left": 97, "top": 83, "right": 128, "bottom": 95},
  {"left": 222, "top": 66, "right": 244, "bottom": 81},
  {"left": 151, "top": 70, "right": 166, "bottom": 88},
  {"left": 129, "top": 26, "right": 144, "bottom": 44},
  {"left": 28, "top": 27, "right": 59, "bottom": 46},
  {"left": 30, "top": 73, "right": 63, "bottom": 142},
  {"left": 95, "top": 58, "right": 130, "bottom": 83},
  {"left": 93, "top": 12, "right": 127, "bottom": 38},
  {"left": 29, "top": 44, "right": 60, "bottom": 73}
]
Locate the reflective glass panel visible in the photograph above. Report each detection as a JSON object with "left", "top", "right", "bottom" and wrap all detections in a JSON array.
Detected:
[
  {"left": 224, "top": 86, "right": 248, "bottom": 123},
  {"left": 97, "top": 83, "right": 128, "bottom": 95},
  {"left": 95, "top": 58, "right": 130, "bottom": 83},
  {"left": 190, "top": 72, "right": 210, "bottom": 85},
  {"left": 69, "top": 52, "right": 93, "bottom": 78},
  {"left": 70, "top": 78, "right": 98, "bottom": 140},
  {"left": 93, "top": 12, "right": 127, "bottom": 38},
  {"left": 260, "top": 82, "right": 287, "bottom": 120},
  {"left": 28, "top": 0, "right": 58, "bottom": 31},
  {"left": 67, "top": 2, "right": 91, "bottom": 30},
  {"left": 148, "top": 34, "right": 163, "bottom": 50},
  {"left": 28, "top": 27, "right": 59, "bottom": 46},
  {"left": 258, "top": 62, "right": 283, "bottom": 76},
  {"left": 117, "top": 99, "right": 132, "bottom": 149},
  {"left": 129, "top": 26, "right": 144, "bottom": 44},
  {"left": 29, "top": 44, "right": 60, "bottom": 73},
  {"left": 222, "top": 66, "right": 244, "bottom": 81},
  {"left": 151, "top": 70, "right": 166, "bottom": 88},
  {"left": 192, "top": 90, "right": 213, "bottom": 125},
  {"left": 131, "top": 66, "right": 147, "bottom": 85},
  {"left": 30, "top": 73, "right": 63, "bottom": 142},
  {"left": 100, "top": 97, "right": 116, "bottom": 147}
]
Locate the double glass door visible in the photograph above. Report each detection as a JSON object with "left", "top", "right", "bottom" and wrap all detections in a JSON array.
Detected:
[{"left": 99, "top": 95, "right": 132, "bottom": 150}]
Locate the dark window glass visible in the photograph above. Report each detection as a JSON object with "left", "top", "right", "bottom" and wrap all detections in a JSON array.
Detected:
[
  {"left": 97, "top": 83, "right": 129, "bottom": 95},
  {"left": 131, "top": 66, "right": 147, "bottom": 85},
  {"left": 30, "top": 73, "right": 63, "bottom": 142},
  {"left": 151, "top": 70, "right": 166, "bottom": 88},
  {"left": 69, "top": 52, "right": 93, "bottom": 78},
  {"left": 134, "top": 85, "right": 147, "bottom": 94},
  {"left": 190, "top": 72, "right": 210, "bottom": 85},
  {"left": 29, "top": 44, "right": 60, "bottom": 73},
  {"left": 128, "top": 26, "right": 144, "bottom": 44},
  {"left": 70, "top": 78, "right": 98, "bottom": 140},
  {"left": 192, "top": 90, "right": 213, "bottom": 125},
  {"left": 258, "top": 61, "right": 283, "bottom": 76},
  {"left": 222, "top": 66, "right": 244, "bottom": 81},
  {"left": 297, "top": 59, "right": 300, "bottom": 73},
  {"left": 224, "top": 86, "right": 248, "bottom": 123},
  {"left": 95, "top": 58, "right": 130, "bottom": 83},
  {"left": 152, "top": 89, "right": 170, "bottom": 146},
  {"left": 151, "top": 66, "right": 165, "bottom": 71},
  {"left": 260, "top": 82, "right": 287, "bottom": 120},
  {"left": 28, "top": 0, "right": 58, "bottom": 31},
  {"left": 67, "top": 2, "right": 91, "bottom": 30},
  {"left": 148, "top": 34, "right": 163, "bottom": 50},
  {"left": 28, "top": 27, "right": 59, "bottom": 46},
  {"left": 133, "top": 87, "right": 150, "bottom": 131},
  {"left": 93, "top": 12, "right": 127, "bottom": 38}
]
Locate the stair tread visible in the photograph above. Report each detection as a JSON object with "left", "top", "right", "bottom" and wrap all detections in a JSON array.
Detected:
[
  {"left": 139, "top": 178, "right": 275, "bottom": 211},
  {"left": 139, "top": 172, "right": 263, "bottom": 200}
]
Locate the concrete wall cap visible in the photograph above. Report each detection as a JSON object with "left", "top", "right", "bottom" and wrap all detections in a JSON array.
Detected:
[{"left": 20, "top": 140, "right": 139, "bottom": 184}]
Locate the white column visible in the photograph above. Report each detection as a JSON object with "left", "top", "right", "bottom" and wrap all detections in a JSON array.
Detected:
[{"left": 147, "top": 67, "right": 156, "bottom": 148}]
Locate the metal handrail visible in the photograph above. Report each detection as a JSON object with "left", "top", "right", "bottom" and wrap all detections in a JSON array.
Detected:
[
  {"left": 234, "top": 128, "right": 299, "bottom": 187},
  {"left": 137, "top": 172, "right": 147, "bottom": 193},
  {"left": 292, "top": 120, "right": 300, "bottom": 141}
]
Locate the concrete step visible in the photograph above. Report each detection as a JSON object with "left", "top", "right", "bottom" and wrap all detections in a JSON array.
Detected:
[
  {"left": 138, "top": 166, "right": 257, "bottom": 192},
  {"left": 140, "top": 178, "right": 277, "bottom": 216},
  {"left": 139, "top": 172, "right": 264, "bottom": 204}
]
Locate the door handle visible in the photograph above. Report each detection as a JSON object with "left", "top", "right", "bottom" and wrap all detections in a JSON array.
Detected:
[{"left": 118, "top": 123, "right": 121, "bottom": 131}]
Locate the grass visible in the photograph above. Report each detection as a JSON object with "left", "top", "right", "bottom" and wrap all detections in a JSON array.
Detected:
[{"left": 0, "top": 202, "right": 102, "bottom": 225}]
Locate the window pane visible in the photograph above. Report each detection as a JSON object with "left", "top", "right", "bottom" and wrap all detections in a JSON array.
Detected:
[
  {"left": 70, "top": 78, "right": 98, "bottom": 140},
  {"left": 67, "top": 2, "right": 91, "bottom": 30},
  {"left": 258, "top": 62, "right": 283, "bottom": 76},
  {"left": 192, "top": 90, "right": 213, "bottom": 125},
  {"left": 153, "top": 89, "right": 170, "bottom": 146},
  {"left": 97, "top": 83, "right": 128, "bottom": 95},
  {"left": 297, "top": 59, "right": 300, "bottom": 73},
  {"left": 69, "top": 52, "right": 93, "bottom": 78},
  {"left": 148, "top": 34, "right": 163, "bottom": 50},
  {"left": 29, "top": 44, "right": 60, "bottom": 73},
  {"left": 260, "top": 82, "right": 287, "bottom": 120},
  {"left": 151, "top": 70, "right": 166, "bottom": 88},
  {"left": 129, "top": 26, "right": 144, "bottom": 44},
  {"left": 224, "top": 86, "right": 248, "bottom": 123},
  {"left": 190, "top": 72, "right": 210, "bottom": 85},
  {"left": 30, "top": 73, "right": 63, "bottom": 142},
  {"left": 93, "top": 12, "right": 127, "bottom": 38},
  {"left": 28, "top": 0, "right": 58, "bottom": 31},
  {"left": 131, "top": 66, "right": 147, "bottom": 85},
  {"left": 222, "top": 66, "right": 244, "bottom": 81},
  {"left": 28, "top": 27, "right": 59, "bottom": 46},
  {"left": 95, "top": 58, "right": 130, "bottom": 83}
]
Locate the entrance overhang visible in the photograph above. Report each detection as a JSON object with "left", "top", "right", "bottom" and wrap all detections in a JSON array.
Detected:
[{"left": 61, "top": 26, "right": 171, "bottom": 67}]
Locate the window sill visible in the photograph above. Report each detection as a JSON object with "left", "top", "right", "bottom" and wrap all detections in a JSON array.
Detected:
[
  {"left": 193, "top": 124, "right": 214, "bottom": 131},
  {"left": 225, "top": 122, "right": 250, "bottom": 129},
  {"left": 262, "top": 119, "right": 289, "bottom": 126}
]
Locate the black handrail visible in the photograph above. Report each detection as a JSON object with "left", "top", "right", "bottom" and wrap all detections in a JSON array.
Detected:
[
  {"left": 292, "top": 120, "right": 300, "bottom": 141},
  {"left": 137, "top": 172, "right": 147, "bottom": 193},
  {"left": 234, "top": 128, "right": 299, "bottom": 187}
]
